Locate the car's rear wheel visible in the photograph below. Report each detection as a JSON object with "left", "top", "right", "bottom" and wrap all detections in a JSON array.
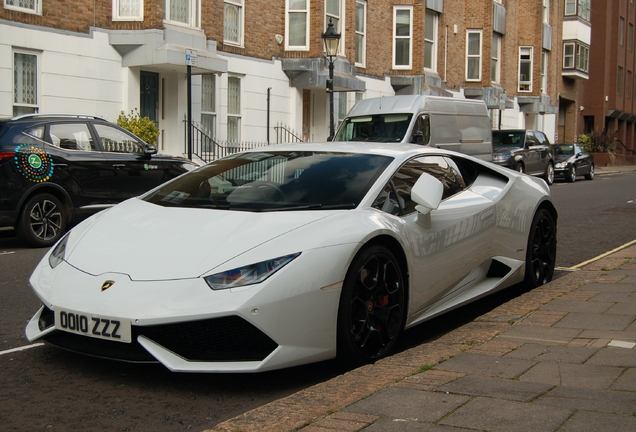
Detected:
[
  {"left": 337, "top": 245, "right": 406, "bottom": 367},
  {"left": 566, "top": 165, "right": 577, "bottom": 182},
  {"left": 516, "top": 163, "right": 525, "bottom": 173},
  {"left": 543, "top": 163, "right": 555, "bottom": 185},
  {"left": 585, "top": 164, "right": 595, "bottom": 180},
  {"left": 524, "top": 208, "right": 556, "bottom": 288},
  {"left": 17, "top": 193, "right": 66, "bottom": 248}
]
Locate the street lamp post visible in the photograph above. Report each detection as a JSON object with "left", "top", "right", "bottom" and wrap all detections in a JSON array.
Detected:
[{"left": 322, "top": 19, "right": 341, "bottom": 141}]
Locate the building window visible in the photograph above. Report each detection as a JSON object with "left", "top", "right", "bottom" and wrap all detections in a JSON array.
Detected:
[
  {"left": 224, "top": 0, "right": 244, "bottom": 46},
  {"left": 630, "top": 24, "right": 634, "bottom": 51},
  {"left": 425, "top": 10, "right": 438, "bottom": 71},
  {"left": 543, "top": 0, "right": 550, "bottom": 24},
  {"left": 14, "top": 51, "right": 38, "bottom": 116},
  {"left": 618, "top": 66, "right": 624, "bottom": 95},
  {"left": 326, "top": 0, "right": 345, "bottom": 54},
  {"left": 518, "top": 46, "right": 533, "bottom": 91},
  {"left": 466, "top": 30, "right": 482, "bottom": 81},
  {"left": 4, "top": 0, "right": 41, "bottom": 15},
  {"left": 286, "top": 0, "right": 309, "bottom": 50},
  {"left": 577, "top": 43, "right": 589, "bottom": 72},
  {"left": 541, "top": 51, "right": 548, "bottom": 93},
  {"left": 393, "top": 6, "right": 413, "bottom": 69},
  {"left": 491, "top": 33, "right": 501, "bottom": 83},
  {"left": 565, "top": 0, "right": 590, "bottom": 21},
  {"left": 628, "top": 71, "right": 633, "bottom": 99},
  {"left": 165, "top": 0, "right": 200, "bottom": 27},
  {"left": 355, "top": 0, "right": 366, "bottom": 67},
  {"left": 563, "top": 43, "right": 575, "bottom": 68},
  {"left": 227, "top": 77, "right": 241, "bottom": 143},
  {"left": 201, "top": 75, "right": 216, "bottom": 140},
  {"left": 564, "top": 41, "right": 589, "bottom": 74},
  {"left": 619, "top": 17, "right": 625, "bottom": 46},
  {"left": 113, "top": 0, "right": 143, "bottom": 21}
]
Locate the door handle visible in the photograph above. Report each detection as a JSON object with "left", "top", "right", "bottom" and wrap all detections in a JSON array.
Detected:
[
  {"left": 113, "top": 164, "right": 126, "bottom": 169},
  {"left": 53, "top": 163, "right": 68, "bottom": 169}
]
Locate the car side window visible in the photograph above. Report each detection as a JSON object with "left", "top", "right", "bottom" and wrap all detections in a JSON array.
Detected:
[
  {"left": 94, "top": 124, "right": 144, "bottom": 154},
  {"left": 535, "top": 132, "right": 549, "bottom": 146},
  {"left": 372, "top": 156, "right": 467, "bottom": 216},
  {"left": 411, "top": 114, "right": 430, "bottom": 145},
  {"left": 48, "top": 123, "right": 96, "bottom": 151}
]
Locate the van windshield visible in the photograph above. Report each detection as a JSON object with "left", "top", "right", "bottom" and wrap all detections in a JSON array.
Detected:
[{"left": 333, "top": 114, "right": 413, "bottom": 143}]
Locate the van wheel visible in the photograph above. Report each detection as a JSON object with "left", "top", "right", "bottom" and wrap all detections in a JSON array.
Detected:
[{"left": 17, "top": 193, "right": 66, "bottom": 247}]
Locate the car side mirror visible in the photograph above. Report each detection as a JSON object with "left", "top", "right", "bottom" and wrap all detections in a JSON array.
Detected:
[
  {"left": 411, "top": 173, "right": 443, "bottom": 216},
  {"left": 143, "top": 144, "right": 158, "bottom": 155},
  {"left": 411, "top": 131, "right": 424, "bottom": 144}
]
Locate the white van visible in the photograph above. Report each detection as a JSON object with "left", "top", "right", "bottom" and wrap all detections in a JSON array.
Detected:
[{"left": 333, "top": 95, "right": 493, "bottom": 161}]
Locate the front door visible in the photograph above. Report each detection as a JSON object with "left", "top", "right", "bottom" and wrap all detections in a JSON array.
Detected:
[{"left": 140, "top": 71, "right": 159, "bottom": 125}]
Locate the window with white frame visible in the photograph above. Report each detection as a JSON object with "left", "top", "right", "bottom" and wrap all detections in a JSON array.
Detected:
[
  {"left": 201, "top": 74, "right": 216, "bottom": 141},
  {"left": 518, "top": 46, "right": 533, "bottom": 91},
  {"left": 287, "top": 0, "right": 309, "bottom": 50},
  {"left": 491, "top": 33, "right": 501, "bottom": 83},
  {"left": 113, "top": 0, "right": 143, "bottom": 21},
  {"left": 227, "top": 77, "right": 241, "bottom": 143},
  {"left": 4, "top": 0, "right": 41, "bottom": 15},
  {"left": 224, "top": 0, "right": 244, "bottom": 46},
  {"left": 355, "top": 0, "right": 367, "bottom": 67},
  {"left": 563, "top": 41, "right": 589, "bottom": 73},
  {"left": 543, "top": 0, "right": 549, "bottom": 24},
  {"left": 165, "top": 0, "right": 200, "bottom": 27},
  {"left": 563, "top": 43, "right": 575, "bottom": 68},
  {"left": 393, "top": 6, "right": 413, "bottom": 69},
  {"left": 425, "top": 10, "right": 438, "bottom": 71},
  {"left": 326, "top": 0, "right": 345, "bottom": 55},
  {"left": 541, "top": 51, "right": 548, "bottom": 93},
  {"left": 466, "top": 30, "right": 482, "bottom": 81},
  {"left": 577, "top": 43, "right": 589, "bottom": 72},
  {"left": 13, "top": 51, "right": 38, "bottom": 116},
  {"left": 565, "top": 0, "right": 590, "bottom": 21}
]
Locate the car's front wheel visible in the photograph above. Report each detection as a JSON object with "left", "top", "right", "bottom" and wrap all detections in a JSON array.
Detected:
[
  {"left": 337, "top": 245, "right": 406, "bottom": 367},
  {"left": 543, "top": 163, "right": 555, "bottom": 185},
  {"left": 585, "top": 164, "right": 595, "bottom": 180},
  {"left": 17, "top": 193, "right": 66, "bottom": 247},
  {"left": 566, "top": 165, "right": 577, "bottom": 182},
  {"left": 524, "top": 208, "right": 557, "bottom": 288}
]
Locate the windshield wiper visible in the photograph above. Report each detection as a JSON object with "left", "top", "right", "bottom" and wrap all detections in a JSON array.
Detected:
[{"left": 260, "top": 203, "right": 357, "bottom": 212}]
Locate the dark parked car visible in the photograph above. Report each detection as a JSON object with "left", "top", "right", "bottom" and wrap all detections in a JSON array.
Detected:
[
  {"left": 0, "top": 114, "right": 198, "bottom": 247},
  {"left": 492, "top": 129, "right": 555, "bottom": 185},
  {"left": 553, "top": 143, "right": 595, "bottom": 182}
]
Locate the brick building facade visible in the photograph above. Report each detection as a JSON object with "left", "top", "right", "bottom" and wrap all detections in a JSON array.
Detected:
[{"left": 2, "top": 0, "right": 594, "bottom": 159}]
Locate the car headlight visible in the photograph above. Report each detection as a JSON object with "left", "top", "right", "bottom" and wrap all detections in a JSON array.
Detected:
[
  {"left": 48, "top": 233, "right": 70, "bottom": 268},
  {"left": 204, "top": 252, "right": 301, "bottom": 290},
  {"left": 492, "top": 153, "right": 510, "bottom": 162},
  {"left": 555, "top": 162, "right": 567, "bottom": 169}
]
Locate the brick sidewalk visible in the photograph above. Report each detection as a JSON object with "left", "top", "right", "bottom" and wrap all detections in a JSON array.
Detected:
[{"left": 208, "top": 244, "right": 636, "bottom": 432}]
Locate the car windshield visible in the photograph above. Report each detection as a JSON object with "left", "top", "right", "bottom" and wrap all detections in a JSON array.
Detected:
[
  {"left": 492, "top": 131, "right": 525, "bottom": 148},
  {"left": 333, "top": 114, "right": 413, "bottom": 142},
  {"left": 554, "top": 145, "right": 575, "bottom": 156},
  {"left": 142, "top": 151, "right": 393, "bottom": 211}
]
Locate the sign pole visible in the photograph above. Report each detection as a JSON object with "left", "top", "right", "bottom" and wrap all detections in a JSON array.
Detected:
[{"left": 185, "top": 49, "right": 197, "bottom": 161}]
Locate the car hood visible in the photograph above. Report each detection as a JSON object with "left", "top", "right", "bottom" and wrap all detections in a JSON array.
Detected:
[
  {"left": 493, "top": 147, "right": 522, "bottom": 154},
  {"left": 554, "top": 154, "right": 574, "bottom": 163},
  {"left": 64, "top": 198, "right": 338, "bottom": 281}
]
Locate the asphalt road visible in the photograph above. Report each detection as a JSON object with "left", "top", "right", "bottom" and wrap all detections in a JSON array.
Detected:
[{"left": 1, "top": 169, "right": 635, "bottom": 431}]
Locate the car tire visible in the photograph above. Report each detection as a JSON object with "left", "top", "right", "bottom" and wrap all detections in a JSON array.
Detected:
[
  {"left": 566, "top": 165, "right": 576, "bottom": 182},
  {"left": 524, "top": 208, "right": 557, "bottom": 288},
  {"left": 337, "top": 245, "right": 406, "bottom": 367},
  {"left": 585, "top": 164, "right": 595, "bottom": 180},
  {"left": 543, "top": 163, "right": 555, "bottom": 185},
  {"left": 516, "top": 163, "right": 525, "bottom": 174},
  {"left": 17, "top": 193, "right": 67, "bottom": 248}
]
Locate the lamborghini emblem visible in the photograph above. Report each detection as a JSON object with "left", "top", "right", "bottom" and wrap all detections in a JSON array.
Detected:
[{"left": 101, "top": 280, "right": 115, "bottom": 292}]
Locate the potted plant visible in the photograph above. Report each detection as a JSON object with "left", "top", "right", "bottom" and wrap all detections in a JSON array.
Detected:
[{"left": 578, "top": 129, "right": 616, "bottom": 166}]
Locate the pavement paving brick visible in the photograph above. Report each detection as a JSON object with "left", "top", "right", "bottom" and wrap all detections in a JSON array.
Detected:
[
  {"left": 343, "top": 387, "right": 470, "bottom": 422},
  {"left": 497, "top": 324, "right": 581, "bottom": 345},
  {"left": 364, "top": 418, "right": 468, "bottom": 431},
  {"left": 465, "top": 339, "right": 523, "bottom": 356},
  {"left": 439, "top": 397, "right": 574, "bottom": 432},
  {"left": 560, "top": 290, "right": 599, "bottom": 301},
  {"left": 578, "top": 282, "right": 636, "bottom": 293},
  {"left": 590, "top": 291, "right": 636, "bottom": 303},
  {"left": 525, "top": 345, "right": 599, "bottom": 363},
  {"left": 586, "top": 346, "right": 636, "bottom": 367},
  {"left": 434, "top": 352, "right": 536, "bottom": 378},
  {"left": 553, "top": 312, "right": 634, "bottom": 331},
  {"left": 517, "top": 310, "right": 567, "bottom": 327},
  {"left": 605, "top": 302, "right": 636, "bottom": 315},
  {"left": 577, "top": 328, "right": 636, "bottom": 341},
  {"left": 435, "top": 374, "right": 554, "bottom": 402},
  {"left": 308, "top": 416, "right": 377, "bottom": 431},
  {"left": 504, "top": 343, "right": 550, "bottom": 359},
  {"left": 558, "top": 410, "right": 636, "bottom": 432},
  {"left": 535, "top": 386, "right": 636, "bottom": 414},
  {"left": 540, "top": 299, "right": 615, "bottom": 313},
  {"left": 519, "top": 361, "right": 624, "bottom": 389},
  {"left": 610, "top": 367, "right": 636, "bottom": 391},
  {"left": 393, "top": 370, "right": 465, "bottom": 392}
]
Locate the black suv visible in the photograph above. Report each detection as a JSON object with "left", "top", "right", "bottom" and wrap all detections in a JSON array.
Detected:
[
  {"left": 0, "top": 114, "right": 198, "bottom": 247},
  {"left": 492, "top": 129, "right": 555, "bottom": 185}
]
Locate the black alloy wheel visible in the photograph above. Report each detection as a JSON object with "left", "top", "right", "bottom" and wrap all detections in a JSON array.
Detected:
[
  {"left": 524, "top": 208, "right": 557, "bottom": 288},
  {"left": 337, "top": 245, "right": 406, "bottom": 366},
  {"left": 17, "top": 193, "right": 66, "bottom": 247}
]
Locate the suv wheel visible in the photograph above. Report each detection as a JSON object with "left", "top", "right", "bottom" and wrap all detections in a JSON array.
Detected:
[
  {"left": 543, "top": 163, "right": 555, "bottom": 185},
  {"left": 17, "top": 193, "right": 66, "bottom": 247}
]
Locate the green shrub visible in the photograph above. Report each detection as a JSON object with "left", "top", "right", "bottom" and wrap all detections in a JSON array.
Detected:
[
  {"left": 116, "top": 109, "right": 159, "bottom": 146},
  {"left": 578, "top": 129, "right": 616, "bottom": 154}
]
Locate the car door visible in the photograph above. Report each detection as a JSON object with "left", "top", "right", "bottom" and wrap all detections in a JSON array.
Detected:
[
  {"left": 574, "top": 144, "right": 590, "bottom": 175},
  {"left": 529, "top": 131, "right": 552, "bottom": 175},
  {"left": 524, "top": 132, "right": 543, "bottom": 174},
  {"left": 44, "top": 121, "right": 114, "bottom": 211},
  {"left": 93, "top": 123, "right": 166, "bottom": 201},
  {"left": 372, "top": 155, "right": 497, "bottom": 323}
]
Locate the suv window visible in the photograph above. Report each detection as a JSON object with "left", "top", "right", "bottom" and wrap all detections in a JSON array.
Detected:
[
  {"left": 49, "top": 123, "right": 96, "bottom": 151},
  {"left": 95, "top": 124, "right": 144, "bottom": 154},
  {"left": 372, "top": 156, "right": 466, "bottom": 216}
]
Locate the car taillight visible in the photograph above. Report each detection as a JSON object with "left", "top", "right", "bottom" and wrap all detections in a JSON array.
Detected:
[{"left": 0, "top": 152, "right": 15, "bottom": 163}]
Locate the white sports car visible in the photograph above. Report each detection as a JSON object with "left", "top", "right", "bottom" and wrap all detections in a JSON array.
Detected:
[{"left": 26, "top": 142, "right": 557, "bottom": 372}]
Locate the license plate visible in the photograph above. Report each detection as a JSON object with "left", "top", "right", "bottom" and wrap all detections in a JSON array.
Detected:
[{"left": 54, "top": 308, "right": 132, "bottom": 343}]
